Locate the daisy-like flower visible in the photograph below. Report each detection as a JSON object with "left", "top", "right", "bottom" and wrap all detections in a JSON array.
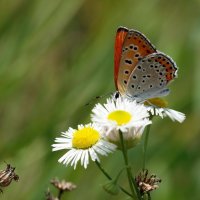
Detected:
[
  {"left": 145, "top": 98, "right": 186, "bottom": 123},
  {"left": 91, "top": 97, "right": 151, "bottom": 148},
  {"left": 50, "top": 178, "right": 77, "bottom": 192},
  {"left": 52, "top": 124, "right": 116, "bottom": 169}
]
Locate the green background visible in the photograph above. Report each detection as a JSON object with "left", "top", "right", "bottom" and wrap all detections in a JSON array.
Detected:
[{"left": 0, "top": 0, "right": 199, "bottom": 199}]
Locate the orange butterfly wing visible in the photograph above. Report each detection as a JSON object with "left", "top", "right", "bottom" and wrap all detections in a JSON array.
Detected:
[
  {"left": 114, "top": 27, "right": 128, "bottom": 90},
  {"left": 114, "top": 28, "right": 157, "bottom": 95}
]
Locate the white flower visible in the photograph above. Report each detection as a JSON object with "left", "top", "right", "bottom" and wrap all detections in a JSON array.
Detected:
[
  {"left": 52, "top": 124, "right": 116, "bottom": 169},
  {"left": 145, "top": 98, "right": 186, "bottom": 123},
  {"left": 91, "top": 96, "right": 151, "bottom": 132},
  {"left": 91, "top": 97, "right": 151, "bottom": 148}
]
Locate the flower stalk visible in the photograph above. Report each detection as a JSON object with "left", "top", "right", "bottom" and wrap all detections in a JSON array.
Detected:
[
  {"left": 95, "top": 161, "right": 133, "bottom": 197},
  {"left": 119, "top": 130, "right": 140, "bottom": 200},
  {"left": 142, "top": 119, "right": 152, "bottom": 170}
]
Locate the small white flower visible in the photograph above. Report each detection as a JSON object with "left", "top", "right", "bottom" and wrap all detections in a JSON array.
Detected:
[
  {"left": 145, "top": 98, "right": 186, "bottom": 123},
  {"left": 91, "top": 96, "right": 151, "bottom": 132},
  {"left": 91, "top": 97, "right": 151, "bottom": 148},
  {"left": 52, "top": 124, "right": 116, "bottom": 169}
]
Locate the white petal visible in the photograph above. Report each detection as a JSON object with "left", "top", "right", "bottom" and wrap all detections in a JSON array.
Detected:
[
  {"left": 83, "top": 150, "right": 89, "bottom": 169},
  {"left": 89, "top": 148, "right": 99, "bottom": 162},
  {"left": 65, "top": 150, "right": 78, "bottom": 165},
  {"left": 164, "top": 108, "right": 186, "bottom": 123},
  {"left": 58, "top": 150, "right": 74, "bottom": 164},
  {"left": 52, "top": 143, "right": 71, "bottom": 151},
  {"left": 70, "top": 150, "right": 82, "bottom": 169},
  {"left": 54, "top": 138, "right": 69, "bottom": 143}
]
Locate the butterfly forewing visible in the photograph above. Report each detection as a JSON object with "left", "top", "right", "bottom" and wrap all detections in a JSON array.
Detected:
[
  {"left": 116, "top": 29, "right": 156, "bottom": 95},
  {"left": 114, "top": 27, "right": 128, "bottom": 89},
  {"left": 126, "top": 52, "right": 177, "bottom": 100}
]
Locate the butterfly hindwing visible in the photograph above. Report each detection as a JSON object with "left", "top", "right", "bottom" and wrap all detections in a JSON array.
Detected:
[{"left": 125, "top": 52, "right": 177, "bottom": 100}]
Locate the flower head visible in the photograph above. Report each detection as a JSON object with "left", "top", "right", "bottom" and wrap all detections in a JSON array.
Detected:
[
  {"left": 0, "top": 163, "right": 19, "bottom": 193},
  {"left": 52, "top": 124, "right": 116, "bottom": 169},
  {"left": 135, "top": 169, "right": 161, "bottom": 196},
  {"left": 145, "top": 98, "right": 186, "bottom": 123},
  {"left": 91, "top": 97, "right": 151, "bottom": 148},
  {"left": 51, "top": 178, "right": 76, "bottom": 192}
]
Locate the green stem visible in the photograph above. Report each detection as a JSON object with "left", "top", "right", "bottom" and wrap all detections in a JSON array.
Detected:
[
  {"left": 119, "top": 130, "right": 138, "bottom": 200},
  {"left": 141, "top": 193, "right": 150, "bottom": 200},
  {"left": 147, "top": 193, "right": 151, "bottom": 200},
  {"left": 57, "top": 190, "right": 64, "bottom": 200},
  {"left": 95, "top": 161, "right": 132, "bottom": 197},
  {"left": 131, "top": 175, "right": 142, "bottom": 200},
  {"left": 142, "top": 116, "right": 153, "bottom": 170},
  {"left": 95, "top": 160, "right": 112, "bottom": 180}
]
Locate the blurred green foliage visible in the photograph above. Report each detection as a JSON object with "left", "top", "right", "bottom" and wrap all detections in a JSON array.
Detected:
[{"left": 0, "top": 0, "right": 200, "bottom": 199}]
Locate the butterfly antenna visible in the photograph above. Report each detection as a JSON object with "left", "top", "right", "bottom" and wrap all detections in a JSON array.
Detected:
[{"left": 85, "top": 92, "right": 114, "bottom": 106}]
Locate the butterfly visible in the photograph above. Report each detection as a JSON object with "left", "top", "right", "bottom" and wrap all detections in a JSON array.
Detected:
[{"left": 114, "top": 27, "right": 177, "bottom": 102}]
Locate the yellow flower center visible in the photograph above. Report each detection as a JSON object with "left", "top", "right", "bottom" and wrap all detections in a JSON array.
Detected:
[
  {"left": 72, "top": 127, "right": 100, "bottom": 149},
  {"left": 145, "top": 98, "right": 168, "bottom": 108},
  {"left": 107, "top": 110, "right": 132, "bottom": 126}
]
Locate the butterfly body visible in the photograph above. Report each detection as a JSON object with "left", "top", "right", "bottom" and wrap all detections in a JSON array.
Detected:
[{"left": 114, "top": 27, "right": 177, "bottom": 102}]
